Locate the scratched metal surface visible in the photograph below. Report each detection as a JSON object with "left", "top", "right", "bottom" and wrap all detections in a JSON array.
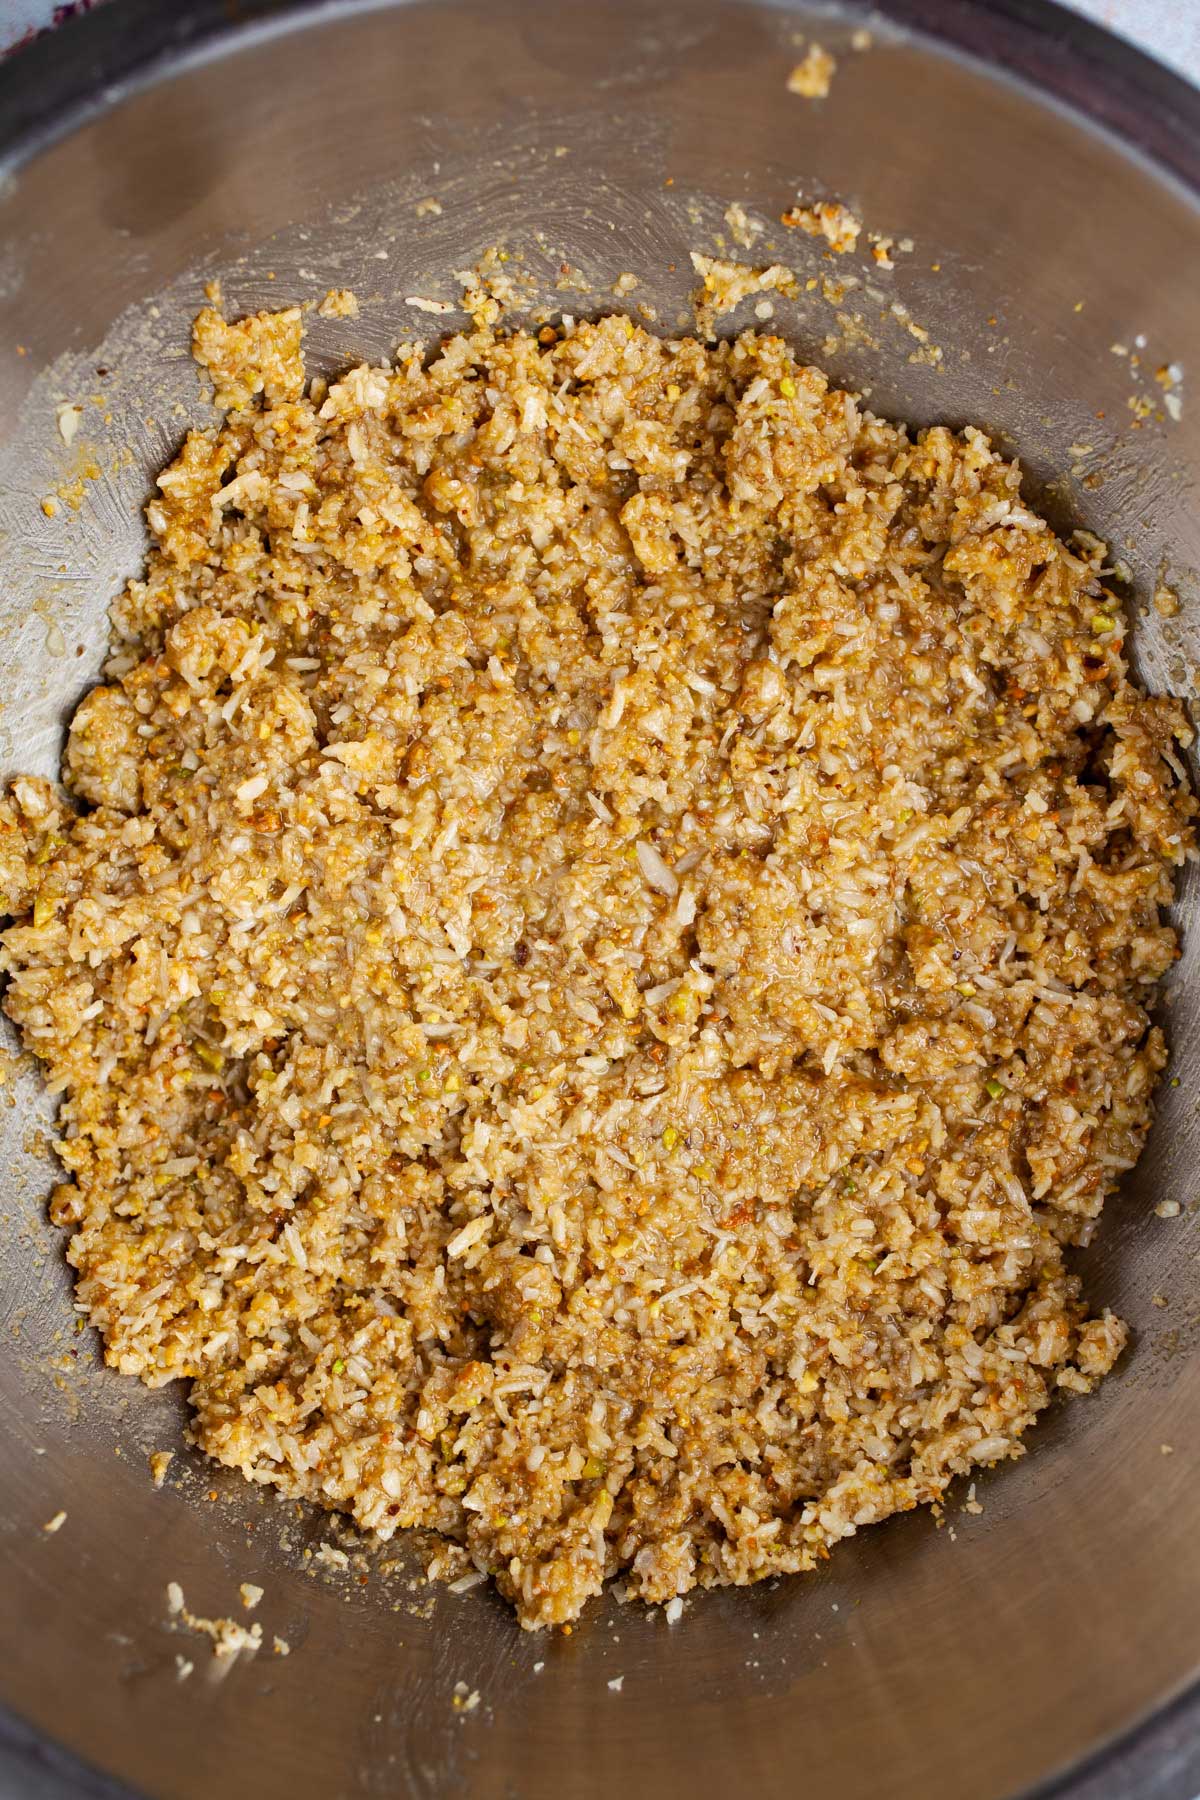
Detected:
[{"left": 0, "top": 4, "right": 1199, "bottom": 1799}]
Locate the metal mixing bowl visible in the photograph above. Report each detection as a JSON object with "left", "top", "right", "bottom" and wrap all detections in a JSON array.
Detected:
[{"left": 2, "top": 3, "right": 1199, "bottom": 1795}]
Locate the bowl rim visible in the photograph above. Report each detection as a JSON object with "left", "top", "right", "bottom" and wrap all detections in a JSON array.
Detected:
[
  {"left": 1, "top": 0, "right": 1200, "bottom": 192},
  {"left": 0, "top": 2, "right": 1198, "bottom": 1797}
]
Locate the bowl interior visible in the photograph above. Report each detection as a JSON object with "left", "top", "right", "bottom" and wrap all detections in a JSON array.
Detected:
[{"left": 2, "top": 4, "right": 1200, "bottom": 1797}]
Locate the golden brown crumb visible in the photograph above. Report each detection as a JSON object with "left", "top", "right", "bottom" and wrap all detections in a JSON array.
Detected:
[
  {"left": 317, "top": 288, "right": 360, "bottom": 321},
  {"left": 192, "top": 305, "right": 305, "bottom": 409},
  {"left": 167, "top": 1582, "right": 262, "bottom": 1658},
  {"left": 723, "top": 203, "right": 764, "bottom": 252},
  {"left": 781, "top": 200, "right": 862, "bottom": 254},
  {"left": 786, "top": 44, "right": 836, "bottom": 98},
  {"left": 149, "top": 1449, "right": 174, "bottom": 1488},
  {"left": 688, "top": 253, "right": 797, "bottom": 336}
]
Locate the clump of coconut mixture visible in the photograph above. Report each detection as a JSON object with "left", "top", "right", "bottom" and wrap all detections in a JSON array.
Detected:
[{"left": 1, "top": 291, "right": 1192, "bottom": 1627}]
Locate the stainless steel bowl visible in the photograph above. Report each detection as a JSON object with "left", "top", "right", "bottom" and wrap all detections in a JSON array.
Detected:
[{"left": 2, "top": 4, "right": 1200, "bottom": 1795}]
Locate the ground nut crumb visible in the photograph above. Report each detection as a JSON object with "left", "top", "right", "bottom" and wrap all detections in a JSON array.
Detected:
[
  {"left": 191, "top": 305, "right": 305, "bottom": 409},
  {"left": 166, "top": 1583, "right": 263, "bottom": 1659},
  {"left": 869, "top": 233, "right": 912, "bottom": 271},
  {"left": 724, "top": 203, "right": 764, "bottom": 251},
  {"left": 149, "top": 1450, "right": 174, "bottom": 1488},
  {"left": 781, "top": 200, "right": 862, "bottom": 254},
  {"left": 689, "top": 254, "right": 797, "bottom": 336},
  {"left": 4, "top": 296, "right": 1192, "bottom": 1634},
  {"left": 786, "top": 44, "right": 836, "bottom": 98},
  {"left": 317, "top": 288, "right": 360, "bottom": 320}
]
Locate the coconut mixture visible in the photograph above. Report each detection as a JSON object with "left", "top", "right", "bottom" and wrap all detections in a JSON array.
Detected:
[{"left": 1, "top": 298, "right": 1193, "bottom": 1627}]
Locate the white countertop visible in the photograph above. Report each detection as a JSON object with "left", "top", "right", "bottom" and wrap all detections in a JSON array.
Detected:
[{"left": 1069, "top": 0, "right": 1200, "bottom": 79}]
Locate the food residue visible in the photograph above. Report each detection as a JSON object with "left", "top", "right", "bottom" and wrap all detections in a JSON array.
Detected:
[
  {"left": 781, "top": 200, "right": 862, "bottom": 255},
  {"left": 149, "top": 1449, "right": 174, "bottom": 1488},
  {"left": 317, "top": 288, "right": 359, "bottom": 321},
  {"left": 786, "top": 44, "right": 836, "bottom": 98},
  {"left": 55, "top": 402, "right": 83, "bottom": 446},
  {"left": 166, "top": 1582, "right": 264, "bottom": 1659}
]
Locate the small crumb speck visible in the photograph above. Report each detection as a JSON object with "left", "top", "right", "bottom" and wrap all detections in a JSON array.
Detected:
[
  {"left": 55, "top": 402, "right": 83, "bottom": 446},
  {"left": 317, "top": 288, "right": 359, "bottom": 320},
  {"left": 406, "top": 295, "right": 457, "bottom": 316},
  {"left": 724, "top": 202, "right": 764, "bottom": 251},
  {"left": 781, "top": 200, "right": 861, "bottom": 254},
  {"left": 787, "top": 44, "right": 836, "bottom": 98},
  {"left": 239, "top": 1582, "right": 264, "bottom": 1611},
  {"left": 607, "top": 1675, "right": 625, "bottom": 1692},
  {"left": 42, "top": 1510, "right": 67, "bottom": 1534}
]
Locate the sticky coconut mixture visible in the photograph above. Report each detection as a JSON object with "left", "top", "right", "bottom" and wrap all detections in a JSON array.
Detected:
[{"left": 1, "top": 298, "right": 1193, "bottom": 1628}]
